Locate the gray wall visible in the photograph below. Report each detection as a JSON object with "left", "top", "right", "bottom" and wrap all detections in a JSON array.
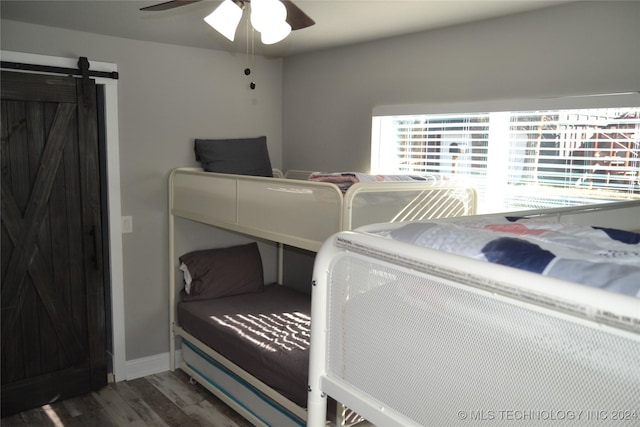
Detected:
[
  {"left": 282, "top": 1, "right": 640, "bottom": 172},
  {"left": 1, "top": 20, "right": 284, "bottom": 362}
]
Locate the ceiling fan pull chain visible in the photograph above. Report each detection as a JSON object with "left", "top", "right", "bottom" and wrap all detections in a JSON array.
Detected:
[
  {"left": 246, "top": 16, "right": 250, "bottom": 68},
  {"left": 250, "top": 24, "right": 256, "bottom": 90},
  {"left": 243, "top": 16, "right": 256, "bottom": 90}
]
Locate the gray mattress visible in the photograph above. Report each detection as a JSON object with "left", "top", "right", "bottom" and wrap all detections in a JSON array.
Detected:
[{"left": 177, "top": 284, "right": 311, "bottom": 407}]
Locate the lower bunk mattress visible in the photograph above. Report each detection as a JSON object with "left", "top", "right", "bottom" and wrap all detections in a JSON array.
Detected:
[{"left": 177, "top": 284, "right": 311, "bottom": 408}]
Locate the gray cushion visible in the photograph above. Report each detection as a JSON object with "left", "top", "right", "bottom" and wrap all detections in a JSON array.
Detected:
[
  {"left": 179, "top": 242, "right": 264, "bottom": 301},
  {"left": 194, "top": 136, "right": 273, "bottom": 177}
]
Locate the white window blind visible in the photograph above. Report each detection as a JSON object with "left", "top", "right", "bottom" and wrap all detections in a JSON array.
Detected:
[{"left": 372, "top": 104, "right": 640, "bottom": 213}]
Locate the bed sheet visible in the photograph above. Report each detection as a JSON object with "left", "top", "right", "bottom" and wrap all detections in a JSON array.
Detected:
[
  {"left": 308, "top": 171, "right": 445, "bottom": 192},
  {"left": 178, "top": 285, "right": 311, "bottom": 407},
  {"left": 379, "top": 216, "right": 640, "bottom": 296}
]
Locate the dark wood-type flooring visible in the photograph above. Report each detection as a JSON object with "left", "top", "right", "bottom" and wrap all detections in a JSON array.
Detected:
[{"left": 1, "top": 370, "right": 254, "bottom": 427}]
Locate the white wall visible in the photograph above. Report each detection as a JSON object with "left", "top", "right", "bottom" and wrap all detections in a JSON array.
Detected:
[
  {"left": 1, "top": 20, "right": 284, "bottom": 366},
  {"left": 282, "top": 1, "right": 640, "bottom": 172}
]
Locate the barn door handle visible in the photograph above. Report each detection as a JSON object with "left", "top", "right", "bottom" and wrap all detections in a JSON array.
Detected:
[{"left": 89, "top": 225, "right": 99, "bottom": 270}]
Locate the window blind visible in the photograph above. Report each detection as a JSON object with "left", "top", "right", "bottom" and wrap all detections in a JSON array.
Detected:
[{"left": 372, "top": 107, "right": 640, "bottom": 213}]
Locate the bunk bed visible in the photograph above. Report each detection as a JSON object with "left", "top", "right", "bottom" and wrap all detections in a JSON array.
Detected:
[
  {"left": 170, "top": 167, "right": 476, "bottom": 252},
  {"left": 168, "top": 166, "right": 478, "bottom": 426},
  {"left": 307, "top": 200, "right": 640, "bottom": 427}
]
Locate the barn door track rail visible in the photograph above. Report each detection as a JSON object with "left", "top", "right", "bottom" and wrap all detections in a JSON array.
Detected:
[{"left": 1, "top": 56, "right": 119, "bottom": 80}]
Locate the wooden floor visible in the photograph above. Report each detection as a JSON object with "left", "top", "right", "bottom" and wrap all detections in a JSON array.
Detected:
[{"left": 1, "top": 370, "right": 254, "bottom": 427}]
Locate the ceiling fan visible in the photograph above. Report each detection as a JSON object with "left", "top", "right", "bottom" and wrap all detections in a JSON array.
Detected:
[{"left": 140, "top": 0, "right": 316, "bottom": 31}]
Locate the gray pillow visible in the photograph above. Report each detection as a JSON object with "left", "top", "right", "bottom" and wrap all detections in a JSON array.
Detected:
[
  {"left": 194, "top": 136, "right": 273, "bottom": 177},
  {"left": 179, "top": 242, "right": 264, "bottom": 301}
]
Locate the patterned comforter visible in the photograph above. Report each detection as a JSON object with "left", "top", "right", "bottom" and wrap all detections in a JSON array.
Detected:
[{"left": 381, "top": 216, "right": 640, "bottom": 297}]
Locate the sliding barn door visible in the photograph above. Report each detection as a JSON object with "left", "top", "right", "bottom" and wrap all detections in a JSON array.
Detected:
[{"left": 1, "top": 71, "right": 108, "bottom": 416}]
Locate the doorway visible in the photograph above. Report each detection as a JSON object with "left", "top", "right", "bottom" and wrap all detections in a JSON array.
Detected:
[
  {"left": 1, "top": 49, "right": 127, "bottom": 389},
  {"left": 1, "top": 62, "right": 114, "bottom": 415}
]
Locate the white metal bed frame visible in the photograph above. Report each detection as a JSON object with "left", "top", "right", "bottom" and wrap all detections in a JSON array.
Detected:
[
  {"left": 168, "top": 167, "right": 478, "bottom": 426},
  {"left": 170, "top": 168, "right": 477, "bottom": 251},
  {"left": 308, "top": 200, "right": 640, "bottom": 426}
]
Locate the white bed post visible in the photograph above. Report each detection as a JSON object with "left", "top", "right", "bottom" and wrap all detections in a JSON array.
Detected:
[
  {"left": 168, "top": 170, "right": 177, "bottom": 371},
  {"left": 307, "top": 238, "right": 334, "bottom": 427}
]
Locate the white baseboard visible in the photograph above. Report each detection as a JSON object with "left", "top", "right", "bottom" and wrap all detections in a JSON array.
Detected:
[{"left": 125, "top": 350, "right": 183, "bottom": 381}]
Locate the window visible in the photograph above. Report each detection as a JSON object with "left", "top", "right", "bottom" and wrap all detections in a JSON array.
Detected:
[{"left": 372, "top": 97, "right": 640, "bottom": 213}]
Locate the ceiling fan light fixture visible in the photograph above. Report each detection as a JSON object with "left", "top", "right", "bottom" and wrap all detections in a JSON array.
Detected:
[
  {"left": 261, "top": 21, "right": 291, "bottom": 44},
  {"left": 204, "top": 0, "right": 243, "bottom": 41},
  {"left": 250, "top": 0, "right": 287, "bottom": 33}
]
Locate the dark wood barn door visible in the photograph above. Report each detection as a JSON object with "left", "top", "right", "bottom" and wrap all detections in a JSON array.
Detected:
[{"left": 1, "top": 71, "right": 108, "bottom": 416}]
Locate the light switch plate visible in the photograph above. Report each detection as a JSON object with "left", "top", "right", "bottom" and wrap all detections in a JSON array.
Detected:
[{"left": 122, "top": 216, "right": 133, "bottom": 233}]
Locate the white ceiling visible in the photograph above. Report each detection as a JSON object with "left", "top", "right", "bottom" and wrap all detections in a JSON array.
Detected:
[{"left": 1, "top": 0, "right": 574, "bottom": 57}]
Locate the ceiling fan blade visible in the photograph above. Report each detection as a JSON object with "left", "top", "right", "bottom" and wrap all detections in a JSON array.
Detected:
[
  {"left": 140, "top": 0, "right": 202, "bottom": 12},
  {"left": 282, "top": 0, "right": 315, "bottom": 31}
]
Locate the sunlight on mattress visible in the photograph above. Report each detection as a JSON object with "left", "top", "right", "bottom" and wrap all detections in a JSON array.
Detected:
[{"left": 210, "top": 312, "right": 311, "bottom": 352}]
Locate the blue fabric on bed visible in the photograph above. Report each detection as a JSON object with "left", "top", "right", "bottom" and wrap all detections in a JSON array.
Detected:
[
  {"left": 593, "top": 226, "right": 640, "bottom": 244},
  {"left": 481, "top": 237, "right": 555, "bottom": 274}
]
